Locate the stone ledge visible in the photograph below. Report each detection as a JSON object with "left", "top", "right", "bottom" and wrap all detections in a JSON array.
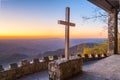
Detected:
[
  {"left": 0, "top": 59, "right": 48, "bottom": 80},
  {"left": 0, "top": 54, "right": 110, "bottom": 80},
  {"left": 48, "top": 56, "right": 83, "bottom": 80}
]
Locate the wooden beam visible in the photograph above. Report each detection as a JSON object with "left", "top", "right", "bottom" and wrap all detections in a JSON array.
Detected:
[
  {"left": 88, "top": 0, "right": 112, "bottom": 12},
  {"left": 58, "top": 20, "right": 75, "bottom": 27}
]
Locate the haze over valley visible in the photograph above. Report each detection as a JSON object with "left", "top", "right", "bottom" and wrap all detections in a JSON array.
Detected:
[{"left": 0, "top": 38, "right": 105, "bottom": 67}]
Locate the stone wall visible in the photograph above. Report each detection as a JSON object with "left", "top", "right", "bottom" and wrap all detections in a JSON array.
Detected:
[
  {"left": 48, "top": 53, "right": 110, "bottom": 80},
  {"left": 0, "top": 59, "right": 48, "bottom": 80},
  {"left": 0, "top": 54, "right": 110, "bottom": 80},
  {"left": 48, "top": 56, "right": 83, "bottom": 80},
  {"left": 77, "top": 53, "right": 110, "bottom": 62}
]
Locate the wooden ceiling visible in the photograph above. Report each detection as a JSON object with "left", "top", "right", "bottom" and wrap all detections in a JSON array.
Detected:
[{"left": 88, "top": 0, "right": 120, "bottom": 12}]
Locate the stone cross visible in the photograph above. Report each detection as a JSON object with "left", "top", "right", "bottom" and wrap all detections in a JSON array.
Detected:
[{"left": 58, "top": 7, "right": 75, "bottom": 59}]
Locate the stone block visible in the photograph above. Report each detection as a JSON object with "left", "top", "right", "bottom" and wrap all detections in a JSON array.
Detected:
[
  {"left": 84, "top": 54, "right": 92, "bottom": 62},
  {"left": 101, "top": 54, "right": 105, "bottom": 58},
  {"left": 49, "top": 56, "right": 54, "bottom": 61},
  {"left": 21, "top": 60, "right": 30, "bottom": 66},
  {"left": 0, "top": 59, "right": 49, "bottom": 80},
  {"left": 9, "top": 63, "right": 18, "bottom": 69},
  {"left": 98, "top": 54, "right": 103, "bottom": 59},
  {"left": 88, "top": 54, "right": 92, "bottom": 58},
  {"left": 15, "top": 67, "right": 23, "bottom": 78},
  {"left": 0, "top": 65, "right": 4, "bottom": 72},
  {"left": 85, "top": 54, "right": 89, "bottom": 58},
  {"left": 21, "top": 65, "right": 31, "bottom": 75},
  {"left": 104, "top": 53, "right": 109, "bottom": 57},
  {"left": 91, "top": 54, "right": 96, "bottom": 60},
  {"left": 98, "top": 54, "right": 101, "bottom": 57},
  {"left": 33, "top": 58, "right": 39, "bottom": 63},
  {"left": 94, "top": 54, "right": 99, "bottom": 59},
  {"left": 79, "top": 54, "right": 85, "bottom": 62},
  {"left": 77, "top": 54, "right": 81, "bottom": 57},
  {"left": 53, "top": 55, "right": 58, "bottom": 60},
  {"left": 44, "top": 56, "right": 49, "bottom": 62},
  {"left": 84, "top": 54, "right": 90, "bottom": 62},
  {"left": 95, "top": 54, "right": 98, "bottom": 58},
  {"left": 6, "top": 69, "right": 16, "bottom": 80},
  {"left": 80, "top": 54, "right": 85, "bottom": 58},
  {"left": 48, "top": 56, "right": 82, "bottom": 80}
]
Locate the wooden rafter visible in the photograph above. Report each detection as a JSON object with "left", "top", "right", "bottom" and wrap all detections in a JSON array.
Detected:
[{"left": 88, "top": 0, "right": 120, "bottom": 12}]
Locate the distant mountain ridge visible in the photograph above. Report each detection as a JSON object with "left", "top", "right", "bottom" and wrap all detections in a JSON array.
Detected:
[
  {"left": 40, "top": 43, "right": 97, "bottom": 57},
  {"left": 0, "top": 38, "right": 105, "bottom": 55},
  {"left": 0, "top": 53, "right": 28, "bottom": 65},
  {"left": 0, "top": 38, "right": 105, "bottom": 65},
  {"left": 0, "top": 42, "right": 97, "bottom": 65}
]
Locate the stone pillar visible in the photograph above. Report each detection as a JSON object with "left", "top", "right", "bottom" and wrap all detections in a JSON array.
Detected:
[{"left": 108, "top": 9, "right": 118, "bottom": 54}]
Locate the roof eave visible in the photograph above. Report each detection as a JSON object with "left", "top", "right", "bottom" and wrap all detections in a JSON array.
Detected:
[{"left": 88, "top": 0, "right": 114, "bottom": 13}]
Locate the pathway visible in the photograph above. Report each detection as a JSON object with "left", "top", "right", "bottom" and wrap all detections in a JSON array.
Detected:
[{"left": 18, "top": 55, "right": 120, "bottom": 80}]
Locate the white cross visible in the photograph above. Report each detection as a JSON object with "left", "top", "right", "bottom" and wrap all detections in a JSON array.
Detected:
[{"left": 58, "top": 7, "right": 75, "bottom": 59}]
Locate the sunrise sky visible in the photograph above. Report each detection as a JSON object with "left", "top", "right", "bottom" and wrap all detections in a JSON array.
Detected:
[{"left": 0, "top": 0, "right": 107, "bottom": 39}]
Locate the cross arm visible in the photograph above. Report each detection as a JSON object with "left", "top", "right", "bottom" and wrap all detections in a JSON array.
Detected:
[{"left": 58, "top": 20, "right": 75, "bottom": 27}]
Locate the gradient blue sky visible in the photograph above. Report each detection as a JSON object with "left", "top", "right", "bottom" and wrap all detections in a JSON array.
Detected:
[{"left": 0, "top": 0, "right": 107, "bottom": 38}]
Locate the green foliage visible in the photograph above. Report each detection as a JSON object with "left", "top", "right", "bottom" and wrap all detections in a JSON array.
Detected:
[
  {"left": 76, "top": 40, "right": 120, "bottom": 55},
  {"left": 83, "top": 41, "right": 108, "bottom": 55},
  {"left": 83, "top": 48, "right": 93, "bottom": 55},
  {"left": 48, "top": 56, "right": 53, "bottom": 60}
]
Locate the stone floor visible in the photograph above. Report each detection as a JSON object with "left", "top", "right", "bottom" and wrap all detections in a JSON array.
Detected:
[{"left": 18, "top": 55, "right": 120, "bottom": 80}]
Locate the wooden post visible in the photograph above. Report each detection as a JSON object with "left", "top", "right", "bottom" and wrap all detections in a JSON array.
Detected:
[
  {"left": 65, "top": 7, "right": 70, "bottom": 59},
  {"left": 58, "top": 7, "right": 75, "bottom": 59}
]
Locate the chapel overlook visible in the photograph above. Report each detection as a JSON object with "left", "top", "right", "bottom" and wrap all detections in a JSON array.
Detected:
[{"left": 0, "top": 0, "right": 120, "bottom": 80}]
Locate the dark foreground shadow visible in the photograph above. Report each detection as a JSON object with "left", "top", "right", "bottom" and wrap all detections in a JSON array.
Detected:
[
  {"left": 18, "top": 70, "right": 49, "bottom": 80},
  {"left": 69, "top": 71, "right": 109, "bottom": 80}
]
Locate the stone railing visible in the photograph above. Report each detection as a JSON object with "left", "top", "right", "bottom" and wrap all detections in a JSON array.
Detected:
[
  {"left": 49, "top": 56, "right": 83, "bottom": 80},
  {"left": 48, "top": 53, "right": 110, "bottom": 80},
  {"left": 77, "top": 53, "right": 110, "bottom": 62},
  {"left": 0, "top": 53, "right": 110, "bottom": 80},
  {"left": 0, "top": 59, "right": 47, "bottom": 80},
  {"left": 0, "top": 55, "right": 60, "bottom": 80}
]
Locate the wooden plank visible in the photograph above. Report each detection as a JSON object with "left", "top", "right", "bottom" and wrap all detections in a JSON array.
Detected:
[{"left": 58, "top": 20, "right": 75, "bottom": 26}]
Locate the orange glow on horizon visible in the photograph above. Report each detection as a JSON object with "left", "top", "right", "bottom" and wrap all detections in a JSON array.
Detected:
[
  {"left": 0, "top": 34, "right": 107, "bottom": 39},
  {"left": 0, "top": 35, "right": 64, "bottom": 39},
  {"left": 0, "top": 0, "right": 108, "bottom": 39},
  {"left": 0, "top": 14, "right": 107, "bottom": 39}
]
